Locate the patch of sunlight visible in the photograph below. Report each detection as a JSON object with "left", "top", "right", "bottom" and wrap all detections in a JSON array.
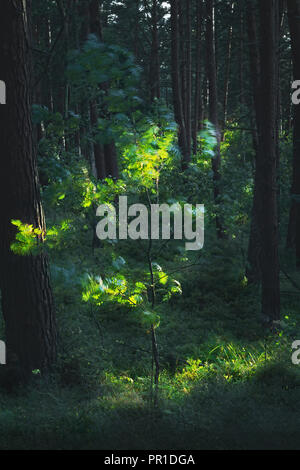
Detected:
[{"left": 243, "top": 183, "right": 253, "bottom": 195}]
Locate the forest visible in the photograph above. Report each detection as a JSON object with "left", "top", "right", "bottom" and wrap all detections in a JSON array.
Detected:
[{"left": 0, "top": 0, "right": 300, "bottom": 451}]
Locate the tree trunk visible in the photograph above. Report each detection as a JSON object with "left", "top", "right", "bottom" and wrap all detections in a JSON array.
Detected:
[
  {"left": 0, "top": 0, "right": 57, "bottom": 379},
  {"left": 185, "top": 0, "right": 192, "bottom": 159},
  {"left": 170, "top": 0, "right": 189, "bottom": 168},
  {"left": 193, "top": 0, "right": 203, "bottom": 155},
  {"left": 90, "top": 100, "right": 106, "bottom": 179},
  {"left": 287, "top": 0, "right": 300, "bottom": 268},
  {"left": 245, "top": 0, "right": 262, "bottom": 283},
  {"left": 178, "top": 1, "right": 187, "bottom": 128},
  {"left": 222, "top": 2, "right": 234, "bottom": 134},
  {"left": 89, "top": 0, "right": 103, "bottom": 39},
  {"left": 88, "top": 0, "right": 107, "bottom": 179},
  {"left": 150, "top": 0, "right": 160, "bottom": 102},
  {"left": 238, "top": 2, "right": 244, "bottom": 108},
  {"left": 178, "top": 0, "right": 192, "bottom": 164},
  {"left": 257, "top": 0, "right": 280, "bottom": 323},
  {"left": 89, "top": 0, "right": 119, "bottom": 180},
  {"left": 78, "top": 0, "right": 90, "bottom": 43},
  {"left": 206, "top": 0, "right": 226, "bottom": 238}
]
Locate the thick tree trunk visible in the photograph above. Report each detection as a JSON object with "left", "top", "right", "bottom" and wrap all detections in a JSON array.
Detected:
[
  {"left": 287, "top": 0, "right": 300, "bottom": 268},
  {"left": 32, "top": 21, "right": 43, "bottom": 143},
  {"left": 0, "top": 0, "right": 57, "bottom": 378},
  {"left": 257, "top": 0, "right": 280, "bottom": 323}
]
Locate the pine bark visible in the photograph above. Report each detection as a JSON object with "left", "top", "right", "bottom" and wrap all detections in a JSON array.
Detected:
[
  {"left": 206, "top": 0, "right": 226, "bottom": 238},
  {"left": 170, "top": 0, "right": 189, "bottom": 168},
  {"left": 222, "top": 2, "right": 234, "bottom": 133},
  {"left": 287, "top": 0, "right": 300, "bottom": 268},
  {"left": 193, "top": 0, "right": 203, "bottom": 155},
  {"left": 150, "top": 0, "right": 160, "bottom": 102},
  {"left": 185, "top": 0, "right": 192, "bottom": 159},
  {"left": 88, "top": 0, "right": 107, "bottom": 179},
  {"left": 257, "top": 0, "right": 280, "bottom": 322},
  {"left": 238, "top": 3, "right": 244, "bottom": 107},
  {"left": 0, "top": 0, "right": 57, "bottom": 378},
  {"left": 245, "top": 1, "right": 262, "bottom": 283},
  {"left": 89, "top": 0, "right": 119, "bottom": 179}
]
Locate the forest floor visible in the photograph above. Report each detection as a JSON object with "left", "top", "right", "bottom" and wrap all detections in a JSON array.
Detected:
[{"left": 0, "top": 238, "right": 300, "bottom": 450}]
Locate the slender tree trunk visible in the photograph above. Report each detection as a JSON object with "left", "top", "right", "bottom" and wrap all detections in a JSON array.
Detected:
[
  {"left": 0, "top": 0, "right": 57, "bottom": 378},
  {"left": 206, "top": 0, "right": 226, "bottom": 238},
  {"left": 150, "top": 0, "right": 160, "bottom": 102},
  {"left": 245, "top": 0, "right": 262, "bottom": 283},
  {"left": 202, "top": 75, "right": 209, "bottom": 121},
  {"left": 133, "top": 0, "right": 140, "bottom": 59},
  {"left": 76, "top": 1, "right": 95, "bottom": 169},
  {"left": 57, "top": 0, "right": 73, "bottom": 152},
  {"left": 170, "top": 0, "right": 189, "bottom": 168},
  {"left": 87, "top": 0, "right": 107, "bottom": 179},
  {"left": 178, "top": 1, "right": 187, "bottom": 128},
  {"left": 193, "top": 0, "right": 203, "bottom": 155},
  {"left": 89, "top": 0, "right": 103, "bottom": 38},
  {"left": 185, "top": 0, "right": 192, "bottom": 159},
  {"left": 178, "top": 0, "right": 191, "bottom": 164},
  {"left": 287, "top": 0, "right": 300, "bottom": 268},
  {"left": 222, "top": 2, "right": 234, "bottom": 134},
  {"left": 177, "top": 0, "right": 186, "bottom": 123},
  {"left": 90, "top": 101, "right": 106, "bottom": 179},
  {"left": 238, "top": 2, "right": 244, "bottom": 108},
  {"left": 42, "top": 16, "right": 54, "bottom": 112},
  {"left": 89, "top": 0, "right": 119, "bottom": 179},
  {"left": 78, "top": 0, "right": 90, "bottom": 43}
]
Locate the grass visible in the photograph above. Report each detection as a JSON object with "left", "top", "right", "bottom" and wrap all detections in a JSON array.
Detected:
[{"left": 0, "top": 238, "right": 300, "bottom": 450}]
